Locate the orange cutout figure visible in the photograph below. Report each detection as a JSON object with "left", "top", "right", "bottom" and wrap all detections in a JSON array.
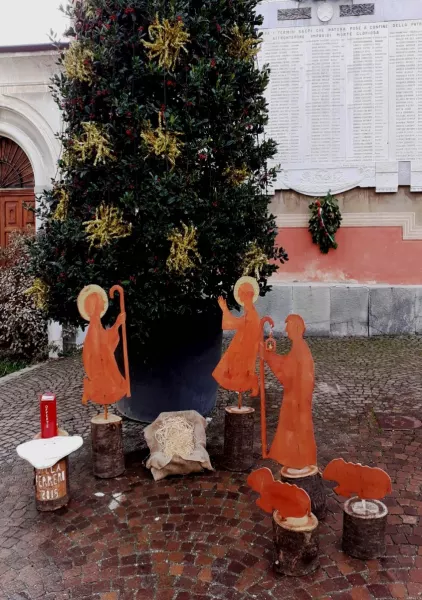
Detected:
[
  {"left": 322, "top": 458, "right": 392, "bottom": 501},
  {"left": 261, "top": 314, "right": 317, "bottom": 469},
  {"left": 247, "top": 467, "right": 311, "bottom": 518},
  {"left": 213, "top": 276, "right": 262, "bottom": 408},
  {"left": 77, "top": 284, "right": 130, "bottom": 419}
]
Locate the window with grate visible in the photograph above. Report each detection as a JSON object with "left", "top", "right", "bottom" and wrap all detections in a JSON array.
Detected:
[{"left": 0, "top": 137, "right": 35, "bottom": 189}]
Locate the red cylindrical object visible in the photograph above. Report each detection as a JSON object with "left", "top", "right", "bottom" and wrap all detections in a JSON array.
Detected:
[{"left": 40, "top": 392, "right": 57, "bottom": 438}]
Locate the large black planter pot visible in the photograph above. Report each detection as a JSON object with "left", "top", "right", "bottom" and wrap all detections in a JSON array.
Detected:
[{"left": 117, "top": 313, "right": 222, "bottom": 423}]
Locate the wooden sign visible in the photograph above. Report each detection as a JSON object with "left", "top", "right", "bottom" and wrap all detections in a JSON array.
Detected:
[
  {"left": 247, "top": 467, "right": 311, "bottom": 518},
  {"left": 35, "top": 459, "right": 67, "bottom": 501},
  {"left": 77, "top": 284, "right": 131, "bottom": 419},
  {"left": 260, "top": 314, "right": 317, "bottom": 469},
  {"left": 322, "top": 458, "right": 392, "bottom": 500}
]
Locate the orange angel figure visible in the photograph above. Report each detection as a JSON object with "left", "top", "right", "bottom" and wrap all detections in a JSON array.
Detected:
[
  {"left": 77, "top": 284, "right": 130, "bottom": 417},
  {"left": 262, "top": 314, "right": 317, "bottom": 470},
  {"left": 212, "top": 276, "right": 261, "bottom": 407}
]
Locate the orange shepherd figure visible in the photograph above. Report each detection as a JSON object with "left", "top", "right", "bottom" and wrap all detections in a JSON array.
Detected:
[
  {"left": 262, "top": 314, "right": 317, "bottom": 470},
  {"left": 77, "top": 284, "right": 130, "bottom": 418},
  {"left": 212, "top": 276, "right": 261, "bottom": 407}
]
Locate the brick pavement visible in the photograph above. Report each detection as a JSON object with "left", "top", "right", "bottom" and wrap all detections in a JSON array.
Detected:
[{"left": 0, "top": 336, "right": 422, "bottom": 599}]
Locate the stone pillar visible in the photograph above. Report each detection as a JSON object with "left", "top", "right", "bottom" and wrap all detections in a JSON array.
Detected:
[{"left": 48, "top": 320, "right": 63, "bottom": 358}]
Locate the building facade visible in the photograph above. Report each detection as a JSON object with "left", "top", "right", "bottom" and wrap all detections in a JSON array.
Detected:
[
  {"left": 0, "top": 44, "right": 65, "bottom": 351},
  {"left": 1, "top": 1, "right": 422, "bottom": 338}
]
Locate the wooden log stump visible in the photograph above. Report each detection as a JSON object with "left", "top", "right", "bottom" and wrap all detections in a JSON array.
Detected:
[
  {"left": 280, "top": 465, "right": 327, "bottom": 520},
  {"left": 91, "top": 413, "right": 125, "bottom": 478},
  {"left": 34, "top": 429, "right": 70, "bottom": 512},
  {"left": 272, "top": 511, "right": 320, "bottom": 576},
  {"left": 342, "top": 497, "right": 387, "bottom": 559},
  {"left": 222, "top": 406, "right": 255, "bottom": 472}
]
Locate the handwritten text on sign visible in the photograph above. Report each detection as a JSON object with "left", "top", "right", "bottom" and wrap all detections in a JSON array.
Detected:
[{"left": 35, "top": 459, "right": 67, "bottom": 501}]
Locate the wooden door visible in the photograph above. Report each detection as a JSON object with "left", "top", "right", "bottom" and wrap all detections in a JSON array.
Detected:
[
  {"left": 0, "top": 190, "right": 35, "bottom": 247},
  {"left": 0, "top": 136, "right": 35, "bottom": 247}
]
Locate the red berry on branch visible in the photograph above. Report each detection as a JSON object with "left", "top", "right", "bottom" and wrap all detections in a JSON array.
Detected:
[{"left": 138, "top": 26, "right": 144, "bottom": 32}]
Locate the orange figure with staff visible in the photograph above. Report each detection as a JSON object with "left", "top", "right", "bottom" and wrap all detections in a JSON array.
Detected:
[
  {"left": 77, "top": 284, "right": 131, "bottom": 419},
  {"left": 212, "top": 276, "right": 262, "bottom": 408},
  {"left": 260, "top": 314, "right": 317, "bottom": 471}
]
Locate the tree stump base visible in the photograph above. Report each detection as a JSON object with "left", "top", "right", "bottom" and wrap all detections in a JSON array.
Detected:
[
  {"left": 342, "top": 497, "right": 387, "bottom": 559},
  {"left": 91, "top": 413, "right": 125, "bottom": 478},
  {"left": 280, "top": 465, "right": 327, "bottom": 520},
  {"left": 34, "top": 429, "right": 70, "bottom": 512},
  {"left": 272, "top": 511, "right": 320, "bottom": 576},
  {"left": 222, "top": 406, "right": 255, "bottom": 472}
]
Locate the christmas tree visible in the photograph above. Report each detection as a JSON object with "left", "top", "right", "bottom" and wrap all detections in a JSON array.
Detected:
[{"left": 29, "top": 0, "right": 287, "bottom": 359}]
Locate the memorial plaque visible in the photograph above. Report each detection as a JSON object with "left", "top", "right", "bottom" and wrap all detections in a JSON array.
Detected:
[{"left": 258, "top": 20, "right": 422, "bottom": 194}]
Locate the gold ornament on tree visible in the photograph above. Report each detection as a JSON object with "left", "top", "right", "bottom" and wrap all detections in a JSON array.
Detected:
[
  {"left": 66, "top": 123, "right": 115, "bottom": 167},
  {"left": 142, "top": 14, "right": 190, "bottom": 71},
  {"left": 84, "top": 205, "right": 132, "bottom": 248},
  {"left": 242, "top": 241, "right": 268, "bottom": 279},
  {"left": 224, "top": 165, "right": 250, "bottom": 186},
  {"left": 52, "top": 188, "right": 69, "bottom": 222},
  {"left": 63, "top": 42, "right": 94, "bottom": 83},
  {"left": 228, "top": 24, "right": 261, "bottom": 61},
  {"left": 141, "top": 112, "right": 183, "bottom": 168},
  {"left": 25, "top": 278, "right": 49, "bottom": 310},
  {"left": 167, "top": 223, "right": 201, "bottom": 274},
  {"left": 83, "top": 0, "right": 97, "bottom": 18}
]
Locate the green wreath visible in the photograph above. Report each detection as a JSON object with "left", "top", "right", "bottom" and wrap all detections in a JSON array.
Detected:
[{"left": 308, "top": 191, "right": 342, "bottom": 254}]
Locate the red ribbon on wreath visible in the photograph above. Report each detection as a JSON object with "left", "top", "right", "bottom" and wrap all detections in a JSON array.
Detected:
[{"left": 315, "top": 200, "right": 335, "bottom": 245}]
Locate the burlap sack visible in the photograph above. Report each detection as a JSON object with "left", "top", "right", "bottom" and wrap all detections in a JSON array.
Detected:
[{"left": 144, "top": 410, "right": 214, "bottom": 481}]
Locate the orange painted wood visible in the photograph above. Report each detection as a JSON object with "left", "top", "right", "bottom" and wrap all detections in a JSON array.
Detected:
[
  {"left": 212, "top": 280, "right": 261, "bottom": 402},
  {"left": 262, "top": 314, "right": 317, "bottom": 469},
  {"left": 109, "top": 285, "right": 131, "bottom": 398},
  {"left": 259, "top": 316, "right": 274, "bottom": 458},
  {"left": 322, "top": 458, "right": 392, "bottom": 501},
  {"left": 78, "top": 285, "right": 130, "bottom": 408},
  {"left": 247, "top": 467, "right": 311, "bottom": 518}
]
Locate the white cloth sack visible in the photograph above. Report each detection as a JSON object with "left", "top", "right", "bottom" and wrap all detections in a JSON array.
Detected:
[{"left": 144, "top": 410, "right": 213, "bottom": 481}]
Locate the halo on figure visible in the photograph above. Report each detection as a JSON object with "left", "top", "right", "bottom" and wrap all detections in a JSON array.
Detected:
[
  {"left": 77, "top": 285, "right": 108, "bottom": 321},
  {"left": 234, "top": 276, "right": 260, "bottom": 306}
]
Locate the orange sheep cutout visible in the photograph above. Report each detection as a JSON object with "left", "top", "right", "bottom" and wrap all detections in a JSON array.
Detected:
[
  {"left": 247, "top": 467, "right": 311, "bottom": 518},
  {"left": 322, "top": 458, "right": 392, "bottom": 501}
]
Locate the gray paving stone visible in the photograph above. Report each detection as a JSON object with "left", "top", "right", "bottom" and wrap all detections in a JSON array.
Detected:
[
  {"left": 416, "top": 289, "right": 422, "bottom": 334},
  {"left": 330, "top": 286, "right": 369, "bottom": 337},
  {"left": 369, "top": 287, "right": 416, "bottom": 335},
  {"left": 292, "top": 285, "right": 330, "bottom": 336},
  {"left": 256, "top": 284, "right": 293, "bottom": 334}
]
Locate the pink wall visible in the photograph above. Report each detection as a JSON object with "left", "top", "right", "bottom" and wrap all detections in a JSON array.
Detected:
[{"left": 275, "top": 227, "right": 422, "bottom": 285}]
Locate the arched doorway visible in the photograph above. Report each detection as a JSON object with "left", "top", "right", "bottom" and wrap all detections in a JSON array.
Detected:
[{"left": 0, "top": 136, "right": 35, "bottom": 247}]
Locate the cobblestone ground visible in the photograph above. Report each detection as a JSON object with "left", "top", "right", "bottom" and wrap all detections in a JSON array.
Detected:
[{"left": 1, "top": 336, "right": 422, "bottom": 600}]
